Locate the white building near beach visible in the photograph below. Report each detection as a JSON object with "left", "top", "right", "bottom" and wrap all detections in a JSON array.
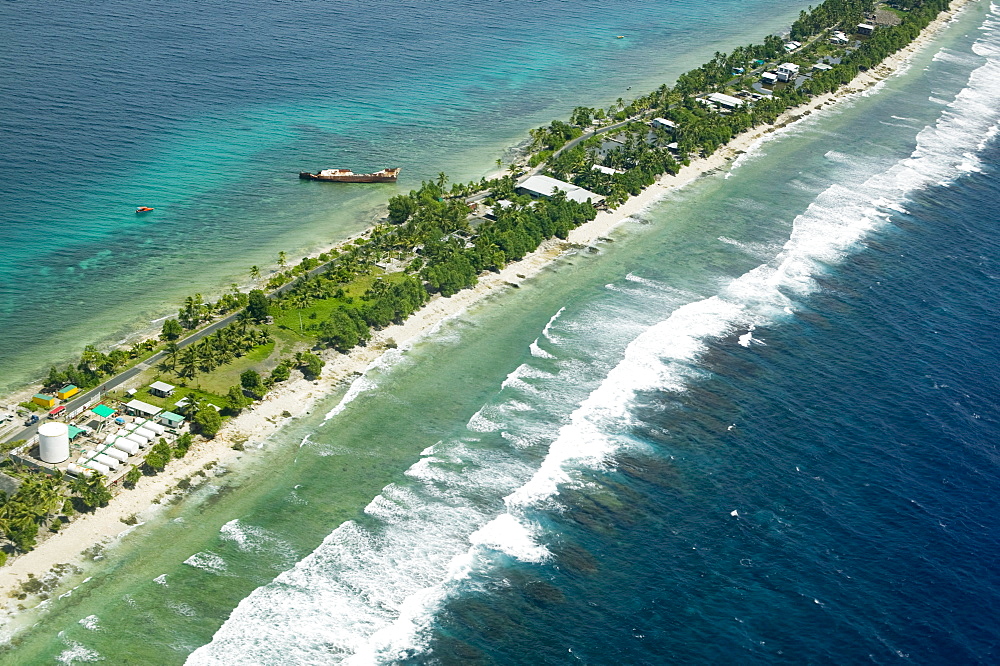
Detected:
[
  {"left": 776, "top": 62, "right": 801, "bottom": 82},
  {"left": 516, "top": 175, "right": 605, "bottom": 206},
  {"left": 706, "top": 92, "right": 745, "bottom": 109},
  {"left": 652, "top": 118, "right": 678, "bottom": 131}
]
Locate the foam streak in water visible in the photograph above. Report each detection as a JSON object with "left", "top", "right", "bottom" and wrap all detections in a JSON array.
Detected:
[{"left": 187, "top": 8, "right": 1000, "bottom": 663}]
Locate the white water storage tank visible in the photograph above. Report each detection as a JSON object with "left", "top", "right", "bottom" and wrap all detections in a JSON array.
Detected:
[
  {"left": 112, "top": 438, "right": 140, "bottom": 456},
  {"left": 100, "top": 446, "right": 128, "bottom": 463},
  {"left": 38, "top": 421, "right": 70, "bottom": 463},
  {"left": 138, "top": 419, "right": 165, "bottom": 436},
  {"left": 125, "top": 433, "right": 149, "bottom": 448},
  {"left": 83, "top": 451, "right": 119, "bottom": 470},
  {"left": 77, "top": 459, "right": 110, "bottom": 475},
  {"left": 133, "top": 426, "right": 157, "bottom": 440},
  {"left": 94, "top": 453, "right": 120, "bottom": 470}
]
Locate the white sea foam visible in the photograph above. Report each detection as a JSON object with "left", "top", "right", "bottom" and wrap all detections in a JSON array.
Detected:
[
  {"left": 500, "top": 363, "right": 554, "bottom": 393},
  {"left": 468, "top": 513, "right": 549, "bottom": 563},
  {"left": 168, "top": 601, "right": 198, "bottom": 617},
  {"left": 718, "top": 236, "right": 782, "bottom": 262},
  {"left": 540, "top": 306, "right": 565, "bottom": 342},
  {"left": 738, "top": 325, "right": 765, "bottom": 348},
  {"left": 321, "top": 347, "right": 414, "bottom": 423},
  {"left": 220, "top": 519, "right": 297, "bottom": 567},
  {"left": 466, "top": 407, "right": 503, "bottom": 432},
  {"left": 56, "top": 640, "right": 103, "bottom": 664},
  {"left": 188, "top": 9, "right": 1000, "bottom": 664},
  {"left": 506, "top": 0, "right": 1000, "bottom": 513},
  {"left": 183, "top": 551, "right": 228, "bottom": 575},
  {"left": 529, "top": 338, "right": 555, "bottom": 358},
  {"left": 78, "top": 615, "right": 100, "bottom": 631}
]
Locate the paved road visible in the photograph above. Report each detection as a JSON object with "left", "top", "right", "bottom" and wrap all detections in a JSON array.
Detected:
[
  {"left": 0, "top": 259, "right": 341, "bottom": 447},
  {"left": 3, "top": 114, "right": 652, "bottom": 448}
]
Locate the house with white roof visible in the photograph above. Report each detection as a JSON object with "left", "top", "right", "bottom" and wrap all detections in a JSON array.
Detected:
[
  {"left": 776, "top": 62, "right": 801, "bottom": 83},
  {"left": 516, "top": 175, "right": 605, "bottom": 206},
  {"left": 706, "top": 92, "right": 745, "bottom": 109},
  {"left": 652, "top": 118, "right": 678, "bottom": 131}
]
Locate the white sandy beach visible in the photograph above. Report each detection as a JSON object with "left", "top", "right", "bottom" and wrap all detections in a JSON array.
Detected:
[{"left": 0, "top": 0, "right": 976, "bottom": 619}]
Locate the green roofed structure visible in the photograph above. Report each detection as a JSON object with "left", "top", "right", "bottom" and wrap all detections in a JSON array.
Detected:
[
  {"left": 67, "top": 425, "right": 86, "bottom": 440},
  {"left": 92, "top": 404, "right": 116, "bottom": 419},
  {"left": 159, "top": 411, "right": 185, "bottom": 428}
]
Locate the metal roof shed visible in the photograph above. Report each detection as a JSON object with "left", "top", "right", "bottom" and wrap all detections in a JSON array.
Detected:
[
  {"left": 707, "top": 92, "right": 745, "bottom": 108},
  {"left": 149, "top": 381, "right": 176, "bottom": 397},
  {"left": 92, "top": 404, "right": 117, "bottom": 419},
  {"left": 517, "top": 175, "right": 604, "bottom": 205},
  {"left": 124, "top": 399, "right": 161, "bottom": 418},
  {"left": 158, "top": 411, "right": 185, "bottom": 428}
]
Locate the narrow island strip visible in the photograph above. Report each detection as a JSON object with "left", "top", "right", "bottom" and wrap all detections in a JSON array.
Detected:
[{"left": 0, "top": 0, "right": 976, "bottom": 617}]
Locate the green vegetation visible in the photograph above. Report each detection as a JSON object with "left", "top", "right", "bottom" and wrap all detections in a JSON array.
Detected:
[
  {"left": 1, "top": 440, "right": 26, "bottom": 456},
  {"left": 143, "top": 439, "right": 172, "bottom": 473},
  {"left": 193, "top": 406, "right": 222, "bottom": 438},
  {"left": 246, "top": 289, "right": 271, "bottom": 322},
  {"left": 301, "top": 353, "right": 325, "bottom": 380},
  {"left": 0, "top": 0, "right": 953, "bottom": 564},
  {"left": 43, "top": 339, "right": 158, "bottom": 394},
  {"left": 124, "top": 465, "right": 142, "bottom": 489},
  {"left": 225, "top": 385, "right": 252, "bottom": 414},
  {"left": 71, "top": 473, "right": 112, "bottom": 511},
  {"left": 792, "top": 0, "right": 873, "bottom": 40},
  {"left": 173, "top": 432, "right": 194, "bottom": 459},
  {"left": 160, "top": 318, "right": 184, "bottom": 340},
  {"left": 240, "top": 370, "right": 267, "bottom": 400},
  {"left": 0, "top": 463, "right": 118, "bottom": 555}
]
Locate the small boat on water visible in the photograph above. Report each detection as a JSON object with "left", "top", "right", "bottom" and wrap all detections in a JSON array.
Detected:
[
  {"left": 299, "top": 168, "right": 400, "bottom": 183},
  {"left": 135, "top": 206, "right": 154, "bottom": 213}
]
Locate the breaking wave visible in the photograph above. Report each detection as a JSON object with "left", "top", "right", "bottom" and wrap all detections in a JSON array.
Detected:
[{"left": 187, "top": 7, "right": 1000, "bottom": 663}]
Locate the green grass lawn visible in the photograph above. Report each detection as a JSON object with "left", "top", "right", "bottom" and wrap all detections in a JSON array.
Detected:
[
  {"left": 196, "top": 342, "right": 281, "bottom": 395},
  {"left": 143, "top": 340, "right": 284, "bottom": 401},
  {"left": 270, "top": 270, "right": 409, "bottom": 341},
  {"left": 127, "top": 384, "right": 227, "bottom": 412}
]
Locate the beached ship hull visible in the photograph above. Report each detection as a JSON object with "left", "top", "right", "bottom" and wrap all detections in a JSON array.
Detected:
[{"left": 299, "top": 168, "right": 400, "bottom": 183}]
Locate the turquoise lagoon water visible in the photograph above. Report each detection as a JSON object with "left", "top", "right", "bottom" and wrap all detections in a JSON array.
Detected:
[
  {"left": 0, "top": 0, "right": 808, "bottom": 395},
  {"left": 2, "top": 0, "right": 1000, "bottom": 664}
]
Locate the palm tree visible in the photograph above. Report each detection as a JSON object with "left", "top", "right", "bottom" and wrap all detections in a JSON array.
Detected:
[
  {"left": 250, "top": 265, "right": 261, "bottom": 281},
  {"left": 178, "top": 348, "right": 199, "bottom": 382},
  {"left": 72, "top": 474, "right": 111, "bottom": 510},
  {"left": 236, "top": 309, "right": 253, "bottom": 335},
  {"left": 278, "top": 251, "right": 287, "bottom": 268},
  {"left": 196, "top": 340, "right": 217, "bottom": 373},
  {"left": 164, "top": 341, "right": 180, "bottom": 370},
  {"left": 14, "top": 476, "right": 61, "bottom": 521}
]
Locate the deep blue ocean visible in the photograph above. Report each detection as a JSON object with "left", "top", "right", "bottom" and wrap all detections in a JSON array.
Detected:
[
  {"left": 1, "top": 1, "right": 998, "bottom": 664},
  {"left": 407, "top": 142, "right": 1000, "bottom": 664}
]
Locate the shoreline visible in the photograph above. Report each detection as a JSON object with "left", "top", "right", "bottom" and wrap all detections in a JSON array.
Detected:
[{"left": 0, "top": 0, "right": 976, "bottom": 624}]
